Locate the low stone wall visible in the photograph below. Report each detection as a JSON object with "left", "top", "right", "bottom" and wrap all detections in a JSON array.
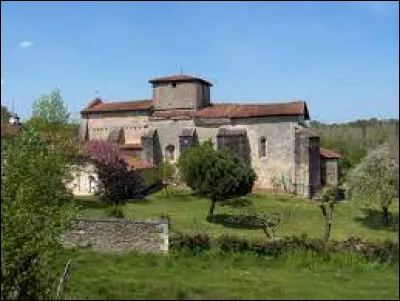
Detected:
[{"left": 61, "top": 218, "right": 169, "bottom": 254}]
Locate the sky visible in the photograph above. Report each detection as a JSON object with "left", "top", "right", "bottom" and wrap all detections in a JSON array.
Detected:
[{"left": 1, "top": 1, "right": 399, "bottom": 123}]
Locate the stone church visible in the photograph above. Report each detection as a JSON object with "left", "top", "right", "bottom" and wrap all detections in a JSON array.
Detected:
[{"left": 79, "top": 74, "right": 341, "bottom": 198}]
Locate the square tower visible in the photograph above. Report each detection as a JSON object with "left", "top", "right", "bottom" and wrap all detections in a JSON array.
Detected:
[{"left": 149, "top": 74, "right": 212, "bottom": 111}]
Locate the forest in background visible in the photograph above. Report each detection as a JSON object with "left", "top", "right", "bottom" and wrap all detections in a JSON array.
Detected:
[{"left": 311, "top": 118, "right": 399, "bottom": 178}]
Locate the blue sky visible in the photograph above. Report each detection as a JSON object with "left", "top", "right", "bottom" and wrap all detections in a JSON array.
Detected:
[{"left": 1, "top": 1, "right": 399, "bottom": 123}]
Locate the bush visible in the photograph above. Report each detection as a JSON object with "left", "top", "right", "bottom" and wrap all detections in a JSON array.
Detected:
[
  {"left": 170, "top": 233, "right": 399, "bottom": 262},
  {"left": 106, "top": 205, "right": 125, "bottom": 218}
]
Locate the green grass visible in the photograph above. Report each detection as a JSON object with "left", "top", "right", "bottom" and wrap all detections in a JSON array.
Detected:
[
  {"left": 75, "top": 189, "right": 398, "bottom": 242},
  {"left": 59, "top": 248, "right": 399, "bottom": 300}
]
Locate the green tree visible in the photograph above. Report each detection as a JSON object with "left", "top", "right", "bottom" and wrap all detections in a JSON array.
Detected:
[
  {"left": 178, "top": 141, "right": 256, "bottom": 221},
  {"left": 347, "top": 143, "right": 399, "bottom": 226},
  {"left": 26, "top": 89, "right": 78, "bottom": 162},
  {"left": 32, "top": 88, "right": 70, "bottom": 124},
  {"left": 1, "top": 105, "right": 12, "bottom": 124},
  {"left": 1, "top": 128, "right": 77, "bottom": 300}
]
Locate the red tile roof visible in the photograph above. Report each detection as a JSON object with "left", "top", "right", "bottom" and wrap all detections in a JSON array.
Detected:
[
  {"left": 81, "top": 99, "right": 152, "bottom": 114},
  {"left": 320, "top": 148, "right": 342, "bottom": 159},
  {"left": 149, "top": 74, "right": 213, "bottom": 86},
  {"left": 195, "top": 101, "right": 309, "bottom": 119}
]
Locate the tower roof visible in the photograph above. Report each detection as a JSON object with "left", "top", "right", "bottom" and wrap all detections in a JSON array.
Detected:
[{"left": 148, "top": 74, "right": 213, "bottom": 86}]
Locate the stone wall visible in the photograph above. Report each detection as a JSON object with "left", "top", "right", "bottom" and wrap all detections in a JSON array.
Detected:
[
  {"left": 61, "top": 218, "right": 169, "bottom": 254},
  {"left": 86, "top": 115, "right": 149, "bottom": 143},
  {"left": 322, "top": 159, "right": 339, "bottom": 186}
]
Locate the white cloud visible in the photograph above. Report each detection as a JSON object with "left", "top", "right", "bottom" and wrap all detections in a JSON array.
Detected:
[
  {"left": 1, "top": 78, "right": 4, "bottom": 85},
  {"left": 358, "top": 1, "right": 399, "bottom": 16},
  {"left": 19, "top": 40, "right": 34, "bottom": 49}
]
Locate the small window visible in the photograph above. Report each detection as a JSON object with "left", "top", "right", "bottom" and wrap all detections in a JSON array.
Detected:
[
  {"left": 165, "top": 144, "right": 175, "bottom": 161},
  {"left": 259, "top": 137, "right": 267, "bottom": 158},
  {"left": 172, "top": 82, "right": 177, "bottom": 88}
]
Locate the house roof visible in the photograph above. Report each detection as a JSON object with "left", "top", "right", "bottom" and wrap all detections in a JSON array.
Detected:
[
  {"left": 149, "top": 74, "right": 213, "bottom": 86},
  {"left": 320, "top": 148, "right": 342, "bottom": 159},
  {"left": 81, "top": 99, "right": 152, "bottom": 114},
  {"left": 195, "top": 101, "right": 309, "bottom": 120}
]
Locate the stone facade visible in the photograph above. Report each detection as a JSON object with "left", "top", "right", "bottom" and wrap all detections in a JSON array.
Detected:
[
  {"left": 66, "top": 163, "right": 98, "bottom": 196},
  {"left": 61, "top": 218, "right": 169, "bottom": 254},
  {"left": 79, "top": 74, "right": 341, "bottom": 198}
]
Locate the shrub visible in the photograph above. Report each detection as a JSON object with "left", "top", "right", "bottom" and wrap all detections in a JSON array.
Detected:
[
  {"left": 170, "top": 233, "right": 398, "bottom": 263},
  {"left": 106, "top": 205, "right": 125, "bottom": 218}
]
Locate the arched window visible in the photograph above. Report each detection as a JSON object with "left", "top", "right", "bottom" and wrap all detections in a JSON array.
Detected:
[
  {"left": 165, "top": 144, "right": 175, "bottom": 161},
  {"left": 259, "top": 137, "right": 267, "bottom": 158}
]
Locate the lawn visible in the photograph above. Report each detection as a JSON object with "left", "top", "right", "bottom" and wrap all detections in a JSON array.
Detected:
[
  {"left": 59, "top": 248, "right": 399, "bottom": 300},
  {"left": 75, "top": 189, "right": 399, "bottom": 242}
]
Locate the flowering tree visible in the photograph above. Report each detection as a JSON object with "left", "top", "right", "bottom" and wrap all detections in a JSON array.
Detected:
[
  {"left": 347, "top": 143, "right": 399, "bottom": 226},
  {"left": 82, "top": 140, "right": 144, "bottom": 205}
]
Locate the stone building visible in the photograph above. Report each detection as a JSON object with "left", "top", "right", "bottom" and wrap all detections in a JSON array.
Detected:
[{"left": 79, "top": 74, "right": 341, "bottom": 198}]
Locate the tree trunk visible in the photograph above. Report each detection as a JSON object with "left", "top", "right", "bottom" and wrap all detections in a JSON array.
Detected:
[
  {"left": 382, "top": 206, "right": 390, "bottom": 226},
  {"left": 324, "top": 209, "right": 332, "bottom": 243},
  {"left": 320, "top": 205, "right": 332, "bottom": 243},
  {"left": 207, "top": 198, "right": 217, "bottom": 221}
]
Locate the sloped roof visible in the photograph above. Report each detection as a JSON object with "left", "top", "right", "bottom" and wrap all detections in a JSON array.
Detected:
[
  {"left": 195, "top": 101, "right": 309, "bottom": 120},
  {"left": 81, "top": 99, "right": 152, "bottom": 114},
  {"left": 320, "top": 148, "right": 342, "bottom": 159},
  {"left": 149, "top": 74, "right": 213, "bottom": 86}
]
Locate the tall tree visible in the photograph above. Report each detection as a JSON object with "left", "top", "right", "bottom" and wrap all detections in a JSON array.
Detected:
[
  {"left": 1, "top": 128, "right": 76, "bottom": 300},
  {"left": 26, "top": 89, "right": 78, "bottom": 162},
  {"left": 347, "top": 143, "right": 399, "bottom": 226},
  {"left": 179, "top": 141, "right": 256, "bottom": 221},
  {"left": 32, "top": 88, "right": 70, "bottom": 124}
]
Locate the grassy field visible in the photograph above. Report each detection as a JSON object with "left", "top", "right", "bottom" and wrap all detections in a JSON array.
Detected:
[
  {"left": 59, "top": 248, "right": 399, "bottom": 300},
  {"left": 75, "top": 189, "right": 398, "bottom": 242}
]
